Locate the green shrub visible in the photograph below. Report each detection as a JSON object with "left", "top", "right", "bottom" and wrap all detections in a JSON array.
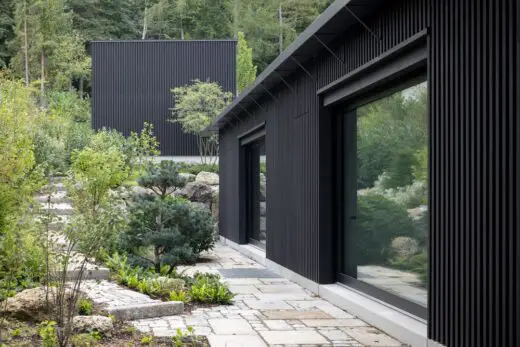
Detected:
[
  {"left": 78, "top": 298, "right": 94, "bottom": 316},
  {"left": 119, "top": 162, "right": 214, "bottom": 272},
  {"left": 356, "top": 193, "right": 417, "bottom": 265},
  {"left": 381, "top": 149, "right": 417, "bottom": 189},
  {"left": 188, "top": 273, "right": 234, "bottom": 304},
  {"left": 34, "top": 129, "right": 68, "bottom": 174},
  {"left": 65, "top": 122, "right": 93, "bottom": 164},
  {"left": 177, "top": 162, "right": 219, "bottom": 175},
  {"left": 390, "top": 250, "right": 428, "bottom": 286},
  {"left": 368, "top": 175, "right": 428, "bottom": 209}
]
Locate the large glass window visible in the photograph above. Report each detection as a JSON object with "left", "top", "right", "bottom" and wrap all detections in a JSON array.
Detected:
[
  {"left": 245, "top": 138, "right": 267, "bottom": 248},
  {"left": 341, "top": 81, "right": 428, "bottom": 313}
]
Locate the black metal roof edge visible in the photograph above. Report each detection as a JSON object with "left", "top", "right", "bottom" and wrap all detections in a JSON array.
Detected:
[
  {"left": 207, "top": 0, "right": 354, "bottom": 131},
  {"left": 90, "top": 39, "right": 237, "bottom": 43}
]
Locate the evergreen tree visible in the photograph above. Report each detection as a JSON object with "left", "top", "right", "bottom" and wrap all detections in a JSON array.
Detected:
[
  {"left": 120, "top": 161, "right": 215, "bottom": 272},
  {"left": 237, "top": 32, "right": 257, "bottom": 94},
  {"left": 0, "top": 0, "right": 15, "bottom": 68}
]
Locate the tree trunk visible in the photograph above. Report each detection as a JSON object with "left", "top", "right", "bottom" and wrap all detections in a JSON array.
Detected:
[
  {"left": 233, "top": 0, "right": 238, "bottom": 39},
  {"left": 40, "top": 50, "right": 45, "bottom": 98},
  {"left": 23, "top": 1, "right": 29, "bottom": 87},
  {"left": 279, "top": 5, "right": 283, "bottom": 54},
  {"left": 142, "top": 1, "right": 148, "bottom": 40},
  {"left": 154, "top": 209, "right": 162, "bottom": 273}
]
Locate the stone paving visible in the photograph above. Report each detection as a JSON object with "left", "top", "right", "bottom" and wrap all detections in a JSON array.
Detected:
[
  {"left": 131, "top": 244, "right": 407, "bottom": 347},
  {"left": 39, "top": 180, "right": 406, "bottom": 346},
  {"left": 81, "top": 280, "right": 160, "bottom": 310}
]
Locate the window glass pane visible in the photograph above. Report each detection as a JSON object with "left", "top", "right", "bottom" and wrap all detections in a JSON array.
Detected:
[{"left": 356, "top": 82, "right": 428, "bottom": 307}]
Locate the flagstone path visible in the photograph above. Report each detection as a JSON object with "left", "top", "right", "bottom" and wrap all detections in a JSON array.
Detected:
[
  {"left": 131, "top": 245, "right": 407, "bottom": 347},
  {"left": 39, "top": 178, "right": 406, "bottom": 346}
]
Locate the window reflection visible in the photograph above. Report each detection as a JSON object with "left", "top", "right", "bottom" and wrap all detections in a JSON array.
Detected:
[{"left": 355, "top": 82, "right": 428, "bottom": 307}]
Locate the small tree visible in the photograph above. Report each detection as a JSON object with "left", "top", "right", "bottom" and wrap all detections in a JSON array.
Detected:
[
  {"left": 169, "top": 80, "right": 232, "bottom": 164},
  {"left": 119, "top": 161, "right": 215, "bottom": 273},
  {"left": 237, "top": 31, "right": 256, "bottom": 94}
]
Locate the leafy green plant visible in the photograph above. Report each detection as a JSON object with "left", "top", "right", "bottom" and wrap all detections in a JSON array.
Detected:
[
  {"left": 78, "top": 298, "right": 94, "bottom": 316},
  {"left": 39, "top": 320, "right": 58, "bottom": 347},
  {"left": 70, "top": 332, "right": 100, "bottom": 346},
  {"left": 188, "top": 273, "right": 234, "bottom": 304},
  {"left": 169, "top": 290, "right": 189, "bottom": 303},
  {"left": 10, "top": 328, "right": 22, "bottom": 337},
  {"left": 141, "top": 335, "right": 154, "bottom": 345},
  {"left": 172, "top": 326, "right": 199, "bottom": 347}
]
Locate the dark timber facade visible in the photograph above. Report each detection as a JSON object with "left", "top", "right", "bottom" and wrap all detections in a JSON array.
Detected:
[
  {"left": 91, "top": 40, "right": 236, "bottom": 156},
  {"left": 210, "top": 1, "right": 519, "bottom": 346}
]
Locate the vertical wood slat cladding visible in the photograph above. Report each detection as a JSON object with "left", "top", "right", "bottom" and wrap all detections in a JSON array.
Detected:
[
  {"left": 220, "top": 0, "right": 428, "bottom": 284},
  {"left": 219, "top": 0, "right": 518, "bottom": 345},
  {"left": 91, "top": 41, "right": 236, "bottom": 156},
  {"left": 429, "top": 1, "right": 519, "bottom": 346}
]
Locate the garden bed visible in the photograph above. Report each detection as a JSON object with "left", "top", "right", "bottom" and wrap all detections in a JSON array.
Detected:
[{"left": 0, "top": 317, "right": 209, "bottom": 347}]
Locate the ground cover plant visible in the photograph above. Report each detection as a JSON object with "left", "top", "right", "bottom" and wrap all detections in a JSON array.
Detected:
[{"left": 105, "top": 252, "right": 234, "bottom": 308}]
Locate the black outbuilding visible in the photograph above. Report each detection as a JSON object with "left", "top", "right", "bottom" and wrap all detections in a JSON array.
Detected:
[
  {"left": 209, "top": 1, "right": 519, "bottom": 346},
  {"left": 92, "top": 40, "right": 236, "bottom": 156}
]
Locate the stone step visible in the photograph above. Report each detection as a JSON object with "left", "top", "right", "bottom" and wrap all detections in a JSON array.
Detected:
[
  {"left": 35, "top": 191, "right": 71, "bottom": 204},
  {"left": 62, "top": 267, "right": 110, "bottom": 281},
  {"left": 40, "top": 202, "right": 74, "bottom": 216},
  {"left": 108, "top": 301, "right": 184, "bottom": 321}
]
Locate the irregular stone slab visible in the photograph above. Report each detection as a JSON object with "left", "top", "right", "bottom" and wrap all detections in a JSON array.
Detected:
[
  {"left": 73, "top": 315, "right": 113, "bottom": 333},
  {"left": 342, "top": 326, "right": 404, "bottom": 346},
  {"left": 208, "top": 318, "right": 255, "bottom": 335},
  {"left": 63, "top": 267, "right": 110, "bottom": 281},
  {"left": 178, "top": 182, "right": 213, "bottom": 203},
  {"left": 207, "top": 334, "right": 267, "bottom": 347},
  {"left": 108, "top": 301, "right": 184, "bottom": 321},
  {"left": 255, "top": 284, "right": 306, "bottom": 294},
  {"left": 254, "top": 293, "right": 312, "bottom": 301},
  {"left": 262, "top": 310, "right": 333, "bottom": 320},
  {"left": 244, "top": 300, "right": 293, "bottom": 310},
  {"left": 259, "top": 330, "right": 328, "bottom": 345},
  {"left": 263, "top": 319, "right": 293, "bottom": 330},
  {"left": 195, "top": 171, "right": 219, "bottom": 185},
  {"left": 2, "top": 287, "right": 72, "bottom": 321},
  {"left": 35, "top": 191, "right": 70, "bottom": 204},
  {"left": 302, "top": 319, "right": 368, "bottom": 327},
  {"left": 227, "top": 285, "right": 261, "bottom": 294},
  {"left": 218, "top": 268, "right": 281, "bottom": 279}
]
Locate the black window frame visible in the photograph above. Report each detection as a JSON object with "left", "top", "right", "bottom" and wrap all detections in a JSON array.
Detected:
[
  {"left": 334, "top": 76, "right": 429, "bottom": 319},
  {"left": 238, "top": 123, "right": 267, "bottom": 248},
  {"left": 323, "top": 33, "right": 429, "bottom": 319}
]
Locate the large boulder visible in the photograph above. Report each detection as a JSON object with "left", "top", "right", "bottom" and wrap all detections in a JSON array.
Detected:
[
  {"left": 195, "top": 171, "right": 219, "bottom": 185},
  {"left": 408, "top": 205, "right": 428, "bottom": 220},
  {"left": 178, "top": 182, "right": 213, "bottom": 204},
  {"left": 2, "top": 287, "right": 72, "bottom": 321},
  {"left": 178, "top": 173, "right": 196, "bottom": 185},
  {"left": 391, "top": 237, "right": 420, "bottom": 258},
  {"left": 73, "top": 315, "right": 113, "bottom": 334}
]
